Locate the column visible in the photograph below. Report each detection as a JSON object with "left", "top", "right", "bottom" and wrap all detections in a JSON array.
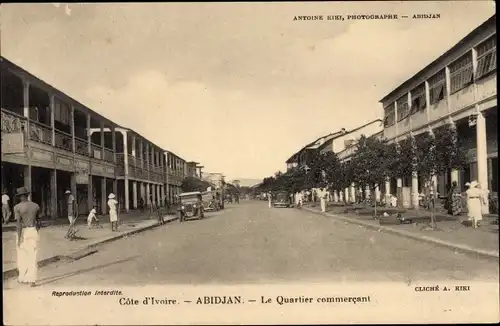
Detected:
[
  {"left": 113, "top": 179, "right": 117, "bottom": 195},
  {"left": 476, "top": 111, "right": 489, "bottom": 214},
  {"left": 160, "top": 185, "right": 165, "bottom": 207},
  {"left": 344, "top": 188, "right": 349, "bottom": 203},
  {"left": 70, "top": 106, "right": 75, "bottom": 153},
  {"left": 122, "top": 131, "right": 130, "bottom": 212},
  {"left": 333, "top": 190, "right": 339, "bottom": 202},
  {"left": 87, "top": 175, "right": 93, "bottom": 213},
  {"left": 411, "top": 171, "right": 419, "bottom": 209},
  {"left": 349, "top": 183, "right": 356, "bottom": 203},
  {"left": 86, "top": 114, "right": 91, "bottom": 155},
  {"left": 131, "top": 136, "right": 136, "bottom": 157},
  {"left": 146, "top": 183, "right": 150, "bottom": 206},
  {"left": 385, "top": 177, "right": 391, "bottom": 207},
  {"left": 101, "top": 177, "right": 107, "bottom": 215},
  {"left": 70, "top": 172, "right": 77, "bottom": 215},
  {"left": 112, "top": 126, "right": 117, "bottom": 164},
  {"left": 139, "top": 140, "right": 144, "bottom": 168},
  {"left": 152, "top": 184, "right": 156, "bottom": 206},
  {"left": 133, "top": 181, "right": 139, "bottom": 209},
  {"left": 50, "top": 96, "right": 55, "bottom": 146},
  {"left": 396, "top": 178, "right": 403, "bottom": 208},
  {"left": 100, "top": 121, "right": 105, "bottom": 159},
  {"left": 50, "top": 170, "right": 57, "bottom": 219},
  {"left": 23, "top": 80, "right": 30, "bottom": 134},
  {"left": 375, "top": 184, "right": 381, "bottom": 202},
  {"left": 156, "top": 184, "right": 161, "bottom": 206}
]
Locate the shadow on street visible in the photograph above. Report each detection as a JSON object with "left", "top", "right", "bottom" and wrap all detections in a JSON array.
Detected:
[{"left": 32, "top": 256, "right": 140, "bottom": 287}]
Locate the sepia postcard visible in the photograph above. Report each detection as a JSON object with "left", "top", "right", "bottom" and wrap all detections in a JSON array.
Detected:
[{"left": 1, "top": 1, "right": 499, "bottom": 325}]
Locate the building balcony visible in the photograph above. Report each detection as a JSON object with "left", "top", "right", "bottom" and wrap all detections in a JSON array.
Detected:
[
  {"left": 114, "top": 152, "right": 165, "bottom": 183},
  {"left": 1, "top": 108, "right": 116, "bottom": 165}
]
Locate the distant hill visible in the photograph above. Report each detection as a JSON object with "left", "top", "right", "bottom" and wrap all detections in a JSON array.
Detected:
[{"left": 229, "top": 178, "right": 262, "bottom": 187}]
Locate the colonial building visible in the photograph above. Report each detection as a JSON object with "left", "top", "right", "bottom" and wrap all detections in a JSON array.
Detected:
[
  {"left": 1, "top": 57, "right": 119, "bottom": 217},
  {"left": 186, "top": 161, "right": 203, "bottom": 179},
  {"left": 202, "top": 172, "right": 225, "bottom": 189},
  {"left": 380, "top": 14, "right": 497, "bottom": 212},
  {"left": 1, "top": 56, "right": 196, "bottom": 217},
  {"left": 165, "top": 151, "right": 187, "bottom": 204},
  {"left": 285, "top": 119, "right": 383, "bottom": 172}
]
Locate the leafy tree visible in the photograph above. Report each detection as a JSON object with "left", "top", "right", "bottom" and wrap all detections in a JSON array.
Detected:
[
  {"left": 347, "top": 135, "right": 397, "bottom": 215},
  {"left": 434, "top": 124, "right": 468, "bottom": 174},
  {"left": 181, "top": 177, "right": 213, "bottom": 193}
]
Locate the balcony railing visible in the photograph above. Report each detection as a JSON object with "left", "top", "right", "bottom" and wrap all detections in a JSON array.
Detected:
[
  {"left": 29, "top": 120, "right": 52, "bottom": 146},
  {"left": 1, "top": 109, "right": 27, "bottom": 134},
  {"left": 91, "top": 143, "right": 103, "bottom": 160},
  {"left": 54, "top": 129, "right": 72, "bottom": 152},
  {"left": 75, "top": 137, "right": 89, "bottom": 156},
  {"left": 103, "top": 148, "right": 114, "bottom": 163}
]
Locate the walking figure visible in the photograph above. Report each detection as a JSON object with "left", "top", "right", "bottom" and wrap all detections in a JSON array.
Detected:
[
  {"left": 64, "top": 190, "right": 79, "bottom": 240},
  {"left": 108, "top": 193, "right": 119, "bottom": 231},
  {"left": 14, "top": 187, "right": 40, "bottom": 287}
]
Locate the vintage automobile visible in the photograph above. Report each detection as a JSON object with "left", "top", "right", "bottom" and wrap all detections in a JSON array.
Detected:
[
  {"left": 178, "top": 191, "right": 205, "bottom": 222},
  {"left": 201, "top": 191, "right": 220, "bottom": 212},
  {"left": 272, "top": 190, "right": 292, "bottom": 208}
]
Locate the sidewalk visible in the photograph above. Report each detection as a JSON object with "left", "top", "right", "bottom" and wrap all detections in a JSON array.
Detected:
[
  {"left": 303, "top": 202, "right": 499, "bottom": 260},
  {"left": 2, "top": 211, "right": 178, "bottom": 278}
]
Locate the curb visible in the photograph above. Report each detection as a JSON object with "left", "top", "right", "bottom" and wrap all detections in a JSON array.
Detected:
[
  {"left": 2, "top": 216, "right": 178, "bottom": 281},
  {"left": 303, "top": 207, "right": 499, "bottom": 261}
]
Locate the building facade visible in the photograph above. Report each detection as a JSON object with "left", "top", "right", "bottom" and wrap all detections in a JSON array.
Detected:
[
  {"left": 1, "top": 56, "right": 197, "bottom": 216},
  {"left": 202, "top": 172, "right": 225, "bottom": 189},
  {"left": 380, "top": 15, "right": 497, "bottom": 212},
  {"left": 1, "top": 57, "right": 119, "bottom": 217},
  {"left": 165, "top": 151, "right": 187, "bottom": 204},
  {"left": 186, "top": 161, "right": 203, "bottom": 179}
]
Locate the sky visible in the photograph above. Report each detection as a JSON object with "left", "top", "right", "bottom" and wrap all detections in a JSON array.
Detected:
[{"left": 1, "top": 2, "right": 495, "bottom": 180}]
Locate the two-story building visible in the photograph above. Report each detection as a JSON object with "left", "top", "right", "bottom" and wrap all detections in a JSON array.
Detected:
[
  {"left": 186, "top": 161, "right": 203, "bottom": 179},
  {"left": 165, "top": 151, "right": 187, "bottom": 204},
  {"left": 380, "top": 14, "right": 497, "bottom": 212},
  {"left": 1, "top": 57, "right": 119, "bottom": 218}
]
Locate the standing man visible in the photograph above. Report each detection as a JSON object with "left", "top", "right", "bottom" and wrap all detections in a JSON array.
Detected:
[
  {"left": 108, "top": 193, "right": 119, "bottom": 232},
  {"left": 268, "top": 191, "right": 272, "bottom": 208},
  {"left": 319, "top": 187, "right": 327, "bottom": 213},
  {"left": 64, "top": 190, "right": 78, "bottom": 239},
  {"left": 14, "top": 187, "right": 40, "bottom": 287},
  {"left": 65, "top": 190, "right": 76, "bottom": 225},
  {"left": 2, "top": 189, "right": 12, "bottom": 224}
]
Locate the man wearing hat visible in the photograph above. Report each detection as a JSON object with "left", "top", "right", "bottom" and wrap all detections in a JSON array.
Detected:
[
  {"left": 2, "top": 189, "right": 12, "bottom": 224},
  {"left": 65, "top": 190, "right": 76, "bottom": 225},
  {"left": 107, "top": 193, "right": 119, "bottom": 231},
  {"left": 13, "top": 187, "right": 40, "bottom": 286}
]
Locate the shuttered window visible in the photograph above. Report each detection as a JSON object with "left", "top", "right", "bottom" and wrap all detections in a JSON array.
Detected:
[
  {"left": 476, "top": 35, "right": 497, "bottom": 79},
  {"left": 410, "top": 83, "right": 426, "bottom": 114},
  {"left": 428, "top": 69, "right": 445, "bottom": 104},
  {"left": 449, "top": 53, "right": 473, "bottom": 94}
]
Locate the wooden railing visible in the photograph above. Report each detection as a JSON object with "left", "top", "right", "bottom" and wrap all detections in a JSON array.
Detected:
[
  {"left": 103, "top": 148, "right": 114, "bottom": 163},
  {"left": 1, "top": 109, "right": 27, "bottom": 134},
  {"left": 54, "top": 129, "right": 72, "bottom": 151},
  {"left": 91, "top": 143, "right": 102, "bottom": 159},
  {"left": 29, "top": 120, "right": 52, "bottom": 146},
  {"left": 75, "top": 137, "right": 89, "bottom": 156}
]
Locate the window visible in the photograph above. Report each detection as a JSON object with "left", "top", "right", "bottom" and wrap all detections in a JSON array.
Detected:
[
  {"left": 54, "top": 97, "right": 71, "bottom": 125},
  {"left": 410, "top": 83, "right": 426, "bottom": 114},
  {"left": 449, "top": 53, "right": 473, "bottom": 94},
  {"left": 476, "top": 35, "right": 497, "bottom": 80},
  {"left": 428, "top": 69, "right": 445, "bottom": 104},
  {"left": 384, "top": 103, "right": 395, "bottom": 127},
  {"left": 396, "top": 95, "right": 409, "bottom": 122}
]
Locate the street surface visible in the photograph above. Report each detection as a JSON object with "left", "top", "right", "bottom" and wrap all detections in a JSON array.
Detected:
[{"left": 4, "top": 201, "right": 499, "bottom": 289}]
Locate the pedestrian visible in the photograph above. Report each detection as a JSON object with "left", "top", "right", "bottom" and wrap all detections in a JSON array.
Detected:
[
  {"left": 465, "top": 181, "right": 483, "bottom": 228},
  {"left": 268, "top": 191, "right": 272, "bottom": 208},
  {"left": 13, "top": 187, "right": 40, "bottom": 287},
  {"left": 2, "top": 189, "right": 12, "bottom": 224},
  {"left": 87, "top": 205, "right": 97, "bottom": 229},
  {"left": 65, "top": 190, "right": 76, "bottom": 225},
  {"left": 448, "top": 181, "right": 463, "bottom": 216},
  {"left": 296, "top": 191, "right": 303, "bottom": 208},
  {"left": 64, "top": 190, "right": 78, "bottom": 239},
  {"left": 319, "top": 188, "right": 327, "bottom": 213},
  {"left": 108, "top": 193, "right": 119, "bottom": 231}
]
